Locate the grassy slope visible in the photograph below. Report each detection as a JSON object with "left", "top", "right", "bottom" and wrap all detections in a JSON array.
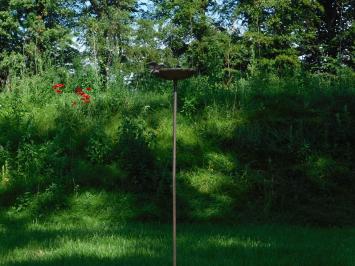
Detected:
[
  {"left": 1, "top": 72, "right": 355, "bottom": 225},
  {"left": 0, "top": 191, "right": 354, "bottom": 266},
  {"left": 1, "top": 72, "right": 355, "bottom": 265}
]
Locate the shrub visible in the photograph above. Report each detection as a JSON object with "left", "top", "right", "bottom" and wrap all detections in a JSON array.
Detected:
[{"left": 116, "top": 117, "right": 159, "bottom": 193}]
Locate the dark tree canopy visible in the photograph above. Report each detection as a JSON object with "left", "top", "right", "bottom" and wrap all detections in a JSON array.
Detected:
[{"left": 1, "top": 0, "right": 353, "bottom": 82}]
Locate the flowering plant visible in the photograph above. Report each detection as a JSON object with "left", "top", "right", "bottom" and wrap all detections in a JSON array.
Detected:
[
  {"left": 52, "top": 83, "right": 64, "bottom": 89},
  {"left": 52, "top": 83, "right": 65, "bottom": 94},
  {"left": 52, "top": 84, "right": 94, "bottom": 105}
]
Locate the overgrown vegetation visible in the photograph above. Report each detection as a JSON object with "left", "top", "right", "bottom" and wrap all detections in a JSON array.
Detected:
[
  {"left": 0, "top": 0, "right": 354, "bottom": 228},
  {"left": 0, "top": 67, "right": 354, "bottom": 226}
]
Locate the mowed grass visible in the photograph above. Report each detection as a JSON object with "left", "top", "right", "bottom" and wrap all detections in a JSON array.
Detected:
[{"left": 0, "top": 211, "right": 354, "bottom": 266}]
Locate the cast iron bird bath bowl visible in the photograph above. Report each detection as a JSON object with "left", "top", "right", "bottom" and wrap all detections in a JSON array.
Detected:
[
  {"left": 149, "top": 64, "right": 195, "bottom": 266},
  {"left": 153, "top": 67, "right": 196, "bottom": 81}
]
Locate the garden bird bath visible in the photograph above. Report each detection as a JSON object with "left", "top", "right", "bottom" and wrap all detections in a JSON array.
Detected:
[{"left": 149, "top": 62, "right": 195, "bottom": 266}]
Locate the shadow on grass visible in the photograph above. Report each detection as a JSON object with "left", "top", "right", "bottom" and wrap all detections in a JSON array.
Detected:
[
  {"left": 3, "top": 255, "right": 167, "bottom": 266},
  {"left": 0, "top": 212, "right": 354, "bottom": 266}
]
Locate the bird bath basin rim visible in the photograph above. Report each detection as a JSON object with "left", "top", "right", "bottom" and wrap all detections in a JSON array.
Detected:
[{"left": 153, "top": 68, "right": 196, "bottom": 81}]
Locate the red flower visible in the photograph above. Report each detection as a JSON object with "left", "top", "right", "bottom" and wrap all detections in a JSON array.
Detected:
[
  {"left": 86, "top": 87, "right": 92, "bottom": 91},
  {"left": 55, "top": 89, "right": 63, "bottom": 94},
  {"left": 81, "top": 93, "right": 90, "bottom": 99},
  {"left": 75, "top": 87, "right": 83, "bottom": 94},
  {"left": 82, "top": 98, "right": 90, "bottom": 104},
  {"left": 52, "top": 83, "right": 65, "bottom": 89}
]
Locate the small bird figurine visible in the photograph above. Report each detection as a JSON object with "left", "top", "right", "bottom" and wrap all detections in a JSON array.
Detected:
[
  {"left": 147, "top": 61, "right": 158, "bottom": 72},
  {"left": 147, "top": 61, "right": 166, "bottom": 74}
]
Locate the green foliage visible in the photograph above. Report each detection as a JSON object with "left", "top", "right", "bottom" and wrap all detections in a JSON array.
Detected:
[
  {"left": 189, "top": 31, "right": 231, "bottom": 79},
  {"left": 0, "top": 0, "right": 74, "bottom": 83},
  {"left": 86, "top": 126, "right": 112, "bottom": 164},
  {"left": 304, "top": 155, "right": 348, "bottom": 189},
  {"left": 10, "top": 183, "right": 65, "bottom": 218},
  {"left": 59, "top": 191, "right": 137, "bottom": 223},
  {"left": 0, "top": 0, "right": 354, "bottom": 226},
  {"left": 1, "top": 67, "right": 355, "bottom": 225},
  {"left": 204, "top": 152, "right": 236, "bottom": 174},
  {"left": 116, "top": 117, "right": 159, "bottom": 193},
  {"left": 15, "top": 142, "right": 52, "bottom": 188},
  {"left": 178, "top": 169, "right": 235, "bottom": 221},
  {"left": 76, "top": 0, "right": 136, "bottom": 86}
]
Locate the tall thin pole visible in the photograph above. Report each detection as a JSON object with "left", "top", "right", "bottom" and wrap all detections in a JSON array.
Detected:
[{"left": 172, "top": 80, "right": 177, "bottom": 266}]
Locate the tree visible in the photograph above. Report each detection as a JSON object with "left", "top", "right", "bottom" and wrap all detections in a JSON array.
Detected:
[
  {"left": 235, "top": 0, "right": 323, "bottom": 74},
  {"left": 0, "top": 0, "right": 74, "bottom": 85},
  {"left": 76, "top": 0, "right": 136, "bottom": 87},
  {"left": 235, "top": 0, "right": 354, "bottom": 73},
  {"left": 312, "top": 0, "right": 354, "bottom": 71},
  {"left": 152, "top": 0, "right": 213, "bottom": 60}
]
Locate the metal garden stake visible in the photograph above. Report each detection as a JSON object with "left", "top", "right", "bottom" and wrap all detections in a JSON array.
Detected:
[{"left": 149, "top": 62, "right": 195, "bottom": 266}]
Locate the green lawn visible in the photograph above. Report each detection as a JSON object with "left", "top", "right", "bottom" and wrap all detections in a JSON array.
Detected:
[{"left": 0, "top": 211, "right": 354, "bottom": 266}]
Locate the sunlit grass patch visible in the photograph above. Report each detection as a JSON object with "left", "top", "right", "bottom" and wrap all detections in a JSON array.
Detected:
[
  {"left": 182, "top": 169, "right": 235, "bottom": 195},
  {"left": 32, "top": 105, "right": 58, "bottom": 136},
  {"left": 48, "top": 191, "right": 137, "bottom": 225},
  {"left": 201, "top": 107, "right": 246, "bottom": 143},
  {"left": 155, "top": 115, "right": 200, "bottom": 147},
  {"left": 178, "top": 169, "right": 235, "bottom": 221},
  {"left": 154, "top": 114, "right": 205, "bottom": 168},
  {"left": 204, "top": 152, "right": 236, "bottom": 173},
  {"left": 205, "top": 235, "right": 272, "bottom": 249}
]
